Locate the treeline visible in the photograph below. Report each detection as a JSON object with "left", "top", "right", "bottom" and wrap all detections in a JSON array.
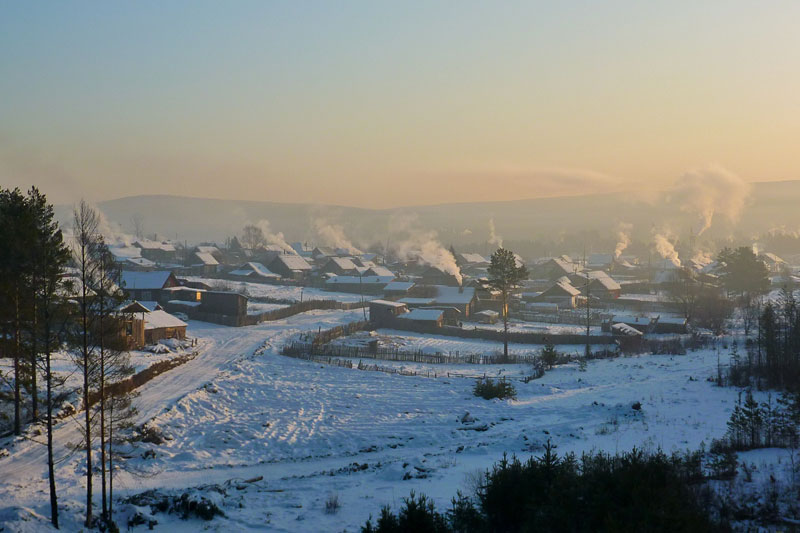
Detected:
[
  {"left": 726, "top": 291, "right": 800, "bottom": 391},
  {"left": 0, "top": 188, "right": 137, "bottom": 530},
  {"left": 363, "top": 445, "right": 723, "bottom": 533}
]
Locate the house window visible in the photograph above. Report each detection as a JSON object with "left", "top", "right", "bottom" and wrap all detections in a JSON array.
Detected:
[
  {"left": 125, "top": 322, "right": 132, "bottom": 336},
  {"left": 142, "top": 291, "right": 152, "bottom": 300},
  {"left": 196, "top": 291, "right": 202, "bottom": 301}
]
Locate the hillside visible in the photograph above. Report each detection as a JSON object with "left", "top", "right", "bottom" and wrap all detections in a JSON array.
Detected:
[{"left": 53, "top": 180, "right": 800, "bottom": 245}]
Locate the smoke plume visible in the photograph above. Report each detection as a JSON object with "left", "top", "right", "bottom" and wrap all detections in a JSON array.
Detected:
[
  {"left": 313, "top": 219, "right": 362, "bottom": 255},
  {"left": 388, "top": 213, "right": 462, "bottom": 284},
  {"left": 653, "top": 232, "right": 681, "bottom": 267},
  {"left": 614, "top": 222, "right": 632, "bottom": 259},
  {"left": 666, "top": 165, "right": 750, "bottom": 235},
  {"left": 488, "top": 218, "right": 503, "bottom": 248},
  {"left": 256, "top": 219, "right": 295, "bottom": 254}
]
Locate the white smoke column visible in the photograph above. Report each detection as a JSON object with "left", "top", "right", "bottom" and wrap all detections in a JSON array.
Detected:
[
  {"left": 392, "top": 230, "right": 462, "bottom": 285},
  {"left": 255, "top": 219, "right": 295, "bottom": 254},
  {"left": 313, "top": 219, "right": 362, "bottom": 255},
  {"left": 614, "top": 222, "right": 632, "bottom": 259},
  {"left": 667, "top": 165, "right": 751, "bottom": 235},
  {"left": 691, "top": 249, "right": 713, "bottom": 265},
  {"left": 94, "top": 206, "right": 136, "bottom": 246},
  {"left": 653, "top": 233, "right": 681, "bottom": 267},
  {"left": 488, "top": 218, "right": 503, "bottom": 248}
]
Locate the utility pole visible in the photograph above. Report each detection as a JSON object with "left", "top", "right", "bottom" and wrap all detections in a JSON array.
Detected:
[{"left": 584, "top": 244, "right": 590, "bottom": 359}]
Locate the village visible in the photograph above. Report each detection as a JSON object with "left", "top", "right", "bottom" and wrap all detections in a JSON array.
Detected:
[
  {"left": 5, "top": 2, "right": 800, "bottom": 529},
  {"left": 98, "top": 225, "right": 800, "bottom": 355},
  {"left": 4, "top": 200, "right": 800, "bottom": 532}
]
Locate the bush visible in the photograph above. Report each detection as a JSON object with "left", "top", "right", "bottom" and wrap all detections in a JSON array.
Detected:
[
  {"left": 473, "top": 378, "right": 516, "bottom": 400},
  {"left": 325, "top": 493, "right": 340, "bottom": 515}
]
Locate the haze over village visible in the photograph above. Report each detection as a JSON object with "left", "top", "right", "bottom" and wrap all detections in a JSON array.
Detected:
[{"left": 3, "top": 2, "right": 800, "bottom": 532}]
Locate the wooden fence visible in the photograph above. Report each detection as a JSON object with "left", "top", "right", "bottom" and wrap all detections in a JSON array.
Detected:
[
  {"left": 244, "top": 300, "right": 368, "bottom": 325},
  {"left": 87, "top": 350, "right": 199, "bottom": 408},
  {"left": 379, "top": 318, "right": 616, "bottom": 345}
]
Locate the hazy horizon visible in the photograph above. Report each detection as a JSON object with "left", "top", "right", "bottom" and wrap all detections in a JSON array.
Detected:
[{"left": 3, "top": 1, "right": 800, "bottom": 207}]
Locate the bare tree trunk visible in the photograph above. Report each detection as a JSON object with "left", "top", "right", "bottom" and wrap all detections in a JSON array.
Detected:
[
  {"left": 44, "top": 316, "right": 59, "bottom": 529},
  {"left": 13, "top": 288, "right": 21, "bottom": 436},
  {"left": 108, "top": 396, "right": 114, "bottom": 519},
  {"left": 100, "top": 312, "right": 107, "bottom": 522},
  {"left": 30, "top": 291, "right": 38, "bottom": 422},
  {"left": 503, "top": 292, "right": 509, "bottom": 358}
]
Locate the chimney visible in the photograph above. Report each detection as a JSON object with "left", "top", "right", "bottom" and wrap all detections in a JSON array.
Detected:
[{"left": 459, "top": 283, "right": 464, "bottom": 293}]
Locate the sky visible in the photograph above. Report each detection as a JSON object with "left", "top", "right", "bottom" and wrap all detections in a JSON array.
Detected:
[{"left": 1, "top": 1, "right": 799, "bottom": 207}]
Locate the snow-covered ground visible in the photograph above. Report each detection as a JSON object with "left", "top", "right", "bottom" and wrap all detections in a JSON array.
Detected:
[
  {"left": 246, "top": 302, "right": 290, "bottom": 315},
  {"left": 0, "top": 307, "right": 787, "bottom": 532},
  {"left": 182, "top": 276, "right": 366, "bottom": 303}
]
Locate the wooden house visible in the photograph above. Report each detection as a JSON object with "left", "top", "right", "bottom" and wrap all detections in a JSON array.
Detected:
[
  {"left": 420, "top": 266, "right": 462, "bottom": 287},
  {"left": 268, "top": 254, "right": 312, "bottom": 281},
  {"left": 119, "top": 270, "right": 179, "bottom": 302},
  {"left": 397, "top": 308, "right": 444, "bottom": 327},
  {"left": 369, "top": 299, "right": 409, "bottom": 326}
]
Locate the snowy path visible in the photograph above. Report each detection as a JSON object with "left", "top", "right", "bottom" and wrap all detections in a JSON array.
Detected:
[{"left": 0, "top": 308, "right": 364, "bottom": 531}]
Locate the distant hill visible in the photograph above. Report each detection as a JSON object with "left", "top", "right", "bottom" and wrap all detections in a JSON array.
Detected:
[{"left": 53, "top": 180, "right": 800, "bottom": 246}]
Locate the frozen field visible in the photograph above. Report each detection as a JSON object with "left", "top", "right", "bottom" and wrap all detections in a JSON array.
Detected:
[
  {"left": 0, "top": 309, "right": 778, "bottom": 532},
  {"left": 183, "top": 276, "right": 366, "bottom": 303},
  {"left": 461, "top": 319, "right": 603, "bottom": 335},
  {"left": 333, "top": 329, "right": 608, "bottom": 357}
]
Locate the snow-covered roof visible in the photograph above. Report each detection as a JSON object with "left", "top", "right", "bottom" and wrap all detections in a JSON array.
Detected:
[
  {"left": 134, "top": 239, "right": 176, "bottom": 252},
  {"left": 761, "top": 252, "right": 785, "bottom": 264},
  {"left": 144, "top": 310, "right": 188, "bottom": 330},
  {"left": 433, "top": 286, "right": 476, "bottom": 305},
  {"left": 273, "top": 255, "right": 312, "bottom": 271},
  {"left": 383, "top": 281, "right": 414, "bottom": 292},
  {"left": 399, "top": 297, "right": 437, "bottom": 305},
  {"left": 475, "top": 310, "right": 499, "bottom": 317},
  {"left": 612, "top": 323, "right": 643, "bottom": 336},
  {"left": 120, "top": 270, "right": 173, "bottom": 290},
  {"left": 550, "top": 281, "right": 581, "bottom": 297},
  {"left": 459, "top": 253, "right": 488, "bottom": 264},
  {"left": 325, "top": 257, "right": 358, "bottom": 271},
  {"left": 365, "top": 266, "right": 395, "bottom": 277},
  {"left": 110, "top": 246, "right": 142, "bottom": 260},
  {"left": 609, "top": 315, "right": 653, "bottom": 325},
  {"left": 126, "top": 257, "right": 156, "bottom": 267},
  {"left": 369, "top": 299, "right": 407, "bottom": 308},
  {"left": 167, "top": 300, "right": 201, "bottom": 308},
  {"left": 398, "top": 308, "right": 444, "bottom": 321},
  {"left": 194, "top": 252, "right": 219, "bottom": 266},
  {"left": 585, "top": 271, "right": 621, "bottom": 291},
  {"left": 229, "top": 262, "right": 280, "bottom": 278},
  {"left": 325, "top": 275, "right": 394, "bottom": 285},
  {"left": 195, "top": 245, "right": 220, "bottom": 254},
  {"left": 657, "top": 315, "right": 687, "bottom": 325}
]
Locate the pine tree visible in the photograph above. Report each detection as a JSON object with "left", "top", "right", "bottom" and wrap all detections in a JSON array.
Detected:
[
  {"left": 541, "top": 340, "right": 558, "bottom": 370},
  {"left": 487, "top": 248, "right": 528, "bottom": 359},
  {"left": 741, "top": 390, "right": 763, "bottom": 449},
  {"left": 29, "top": 187, "right": 72, "bottom": 528}
]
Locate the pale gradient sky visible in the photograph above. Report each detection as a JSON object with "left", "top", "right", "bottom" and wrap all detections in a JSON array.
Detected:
[{"left": 1, "top": 1, "right": 799, "bottom": 207}]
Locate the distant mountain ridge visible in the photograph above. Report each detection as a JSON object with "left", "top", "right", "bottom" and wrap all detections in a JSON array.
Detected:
[{"left": 53, "top": 180, "right": 800, "bottom": 245}]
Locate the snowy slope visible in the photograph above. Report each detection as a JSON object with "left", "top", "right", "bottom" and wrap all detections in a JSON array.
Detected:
[{"left": 0, "top": 311, "right": 773, "bottom": 532}]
